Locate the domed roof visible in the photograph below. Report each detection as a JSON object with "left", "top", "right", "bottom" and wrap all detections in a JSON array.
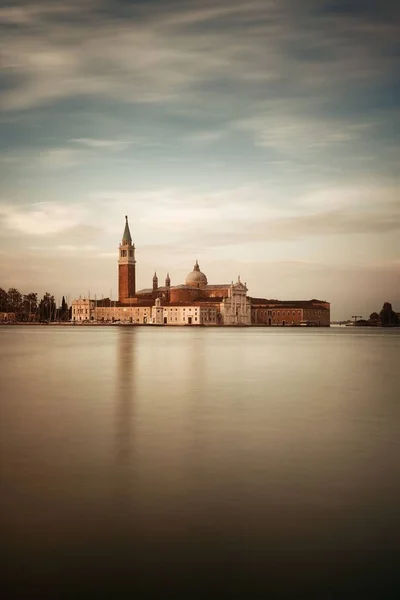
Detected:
[{"left": 185, "top": 260, "right": 208, "bottom": 287}]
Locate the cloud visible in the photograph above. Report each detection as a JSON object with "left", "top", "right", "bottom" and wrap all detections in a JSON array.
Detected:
[
  {"left": 184, "top": 130, "right": 226, "bottom": 144},
  {"left": 89, "top": 183, "right": 400, "bottom": 247},
  {"left": 295, "top": 185, "right": 399, "bottom": 211},
  {"left": 0, "top": 202, "right": 86, "bottom": 236},
  {"left": 232, "top": 112, "right": 375, "bottom": 154},
  {"left": 68, "top": 138, "right": 134, "bottom": 150},
  {"left": 0, "top": 147, "right": 84, "bottom": 169},
  {"left": 189, "top": 185, "right": 400, "bottom": 246},
  {"left": 36, "top": 148, "right": 83, "bottom": 169},
  {"left": 56, "top": 244, "right": 98, "bottom": 252},
  {"left": 0, "top": 0, "right": 397, "bottom": 113},
  {"left": 0, "top": 2, "right": 86, "bottom": 25}
]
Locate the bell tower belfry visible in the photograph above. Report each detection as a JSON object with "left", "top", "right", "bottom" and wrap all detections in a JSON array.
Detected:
[{"left": 118, "top": 215, "right": 136, "bottom": 302}]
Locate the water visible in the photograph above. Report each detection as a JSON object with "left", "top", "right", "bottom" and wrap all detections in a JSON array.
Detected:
[{"left": 1, "top": 326, "right": 399, "bottom": 597}]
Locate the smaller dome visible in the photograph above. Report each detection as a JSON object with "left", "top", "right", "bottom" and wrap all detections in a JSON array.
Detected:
[{"left": 185, "top": 260, "right": 208, "bottom": 287}]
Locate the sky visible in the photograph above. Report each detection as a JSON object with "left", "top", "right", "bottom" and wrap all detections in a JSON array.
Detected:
[{"left": 0, "top": 0, "right": 399, "bottom": 320}]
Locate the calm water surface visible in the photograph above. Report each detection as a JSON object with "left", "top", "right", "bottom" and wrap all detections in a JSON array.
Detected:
[{"left": 1, "top": 326, "right": 399, "bottom": 596}]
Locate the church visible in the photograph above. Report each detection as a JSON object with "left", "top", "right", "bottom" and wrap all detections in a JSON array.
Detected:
[{"left": 71, "top": 216, "right": 330, "bottom": 326}]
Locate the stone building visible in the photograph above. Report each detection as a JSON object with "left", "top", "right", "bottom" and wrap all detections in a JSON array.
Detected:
[
  {"left": 0, "top": 312, "right": 16, "bottom": 322},
  {"left": 71, "top": 216, "right": 329, "bottom": 326},
  {"left": 251, "top": 299, "right": 330, "bottom": 326},
  {"left": 71, "top": 297, "right": 95, "bottom": 322},
  {"left": 151, "top": 298, "right": 218, "bottom": 325}
]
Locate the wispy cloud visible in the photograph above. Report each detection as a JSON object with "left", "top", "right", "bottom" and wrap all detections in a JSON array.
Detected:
[
  {"left": 0, "top": 202, "right": 86, "bottom": 236},
  {"left": 1, "top": 0, "right": 397, "bottom": 112},
  {"left": 184, "top": 130, "right": 226, "bottom": 144},
  {"left": 68, "top": 138, "right": 134, "bottom": 150},
  {"left": 90, "top": 183, "right": 400, "bottom": 244},
  {"left": 241, "top": 117, "right": 374, "bottom": 153},
  {"left": 37, "top": 148, "right": 83, "bottom": 169},
  {"left": 56, "top": 244, "right": 98, "bottom": 252}
]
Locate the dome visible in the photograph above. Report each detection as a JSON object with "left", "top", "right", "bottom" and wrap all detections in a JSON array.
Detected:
[{"left": 185, "top": 260, "right": 208, "bottom": 287}]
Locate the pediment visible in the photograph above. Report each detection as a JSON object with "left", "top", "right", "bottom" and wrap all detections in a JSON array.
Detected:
[{"left": 233, "top": 282, "right": 247, "bottom": 291}]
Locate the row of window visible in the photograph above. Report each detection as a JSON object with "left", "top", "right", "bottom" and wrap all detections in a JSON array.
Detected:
[{"left": 258, "top": 310, "right": 302, "bottom": 317}]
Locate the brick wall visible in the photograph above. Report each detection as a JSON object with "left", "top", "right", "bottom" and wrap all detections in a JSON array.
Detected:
[{"left": 118, "top": 263, "right": 136, "bottom": 302}]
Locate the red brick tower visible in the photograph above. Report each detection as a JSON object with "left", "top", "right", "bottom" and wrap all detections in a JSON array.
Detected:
[{"left": 118, "top": 215, "right": 136, "bottom": 302}]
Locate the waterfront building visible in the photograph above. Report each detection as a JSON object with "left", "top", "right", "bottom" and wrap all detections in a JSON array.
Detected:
[
  {"left": 251, "top": 299, "right": 330, "bottom": 327},
  {"left": 71, "top": 297, "right": 95, "bottom": 323},
  {"left": 0, "top": 312, "right": 16, "bottom": 322},
  {"left": 71, "top": 216, "right": 329, "bottom": 326}
]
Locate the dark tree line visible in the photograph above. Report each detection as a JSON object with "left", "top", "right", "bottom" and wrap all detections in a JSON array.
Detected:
[
  {"left": 369, "top": 302, "right": 399, "bottom": 327},
  {"left": 0, "top": 288, "right": 70, "bottom": 322}
]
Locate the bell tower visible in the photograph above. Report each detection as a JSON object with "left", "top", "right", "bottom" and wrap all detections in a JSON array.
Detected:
[
  {"left": 153, "top": 272, "right": 158, "bottom": 292},
  {"left": 118, "top": 215, "right": 136, "bottom": 302}
]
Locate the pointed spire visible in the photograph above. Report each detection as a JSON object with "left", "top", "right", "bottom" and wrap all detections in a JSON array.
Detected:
[
  {"left": 122, "top": 215, "right": 132, "bottom": 244},
  {"left": 194, "top": 260, "right": 200, "bottom": 271},
  {"left": 165, "top": 272, "right": 171, "bottom": 287}
]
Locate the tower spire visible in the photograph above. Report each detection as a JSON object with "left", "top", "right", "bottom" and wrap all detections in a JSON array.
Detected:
[
  {"left": 153, "top": 271, "right": 158, "bottom": 292},
  {"left": 122, "top": 215, "right": 132, "bottom": 245}
]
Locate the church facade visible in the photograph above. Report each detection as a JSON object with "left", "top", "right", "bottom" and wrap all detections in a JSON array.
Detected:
[{"left": 71, "top": 216, "right": 329, "bottom": 326}]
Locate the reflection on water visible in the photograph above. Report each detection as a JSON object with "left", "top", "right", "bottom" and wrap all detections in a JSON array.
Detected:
[
  {"left": 1, "top": 326, "right": 400, "bottom": 597},
  {"left": 115, "top": 329, "right": 135, "bottom": 464}
]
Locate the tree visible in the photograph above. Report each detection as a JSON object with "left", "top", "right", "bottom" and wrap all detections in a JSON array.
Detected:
[
  {"left": 21, "top": 293, "right": 38, "bottom": 321},
  {"left": 369, "top": 312, "right": 379, "bottom": 325},
  {"left": 0, "top": 288, "right": 7, "bottom": 312},
  {"left": 59, "top": 296, "right": 69, "bottom": 321},
  {"left": 38, "top": 293, "right": 56, "bottom": 322},
  {"left": 7, "top": 288, "right": 22, "bottom": 315},
  {"left": 379, "top": 302, "right": 399, "bottom": 327}
]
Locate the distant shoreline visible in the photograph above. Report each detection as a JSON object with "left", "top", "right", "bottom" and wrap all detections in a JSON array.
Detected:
[
  {"left": 0, "top": 322, "right": 333, "bottom": 328},
  {"left": 1, "top": 322, "right": 398, "bottom": 329}
]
